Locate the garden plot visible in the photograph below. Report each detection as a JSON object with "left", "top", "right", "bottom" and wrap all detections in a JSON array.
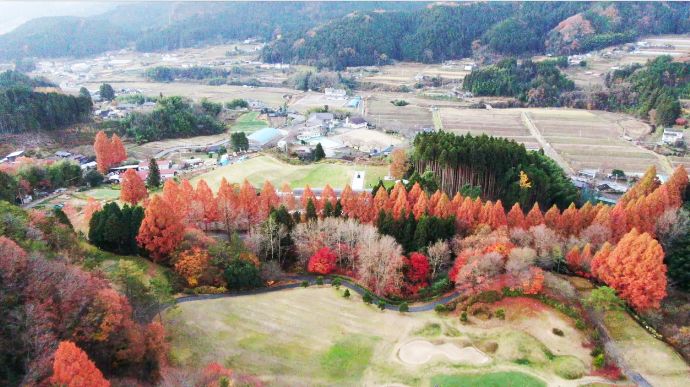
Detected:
[
  {"left": 439, "top": 108, "right": 539, "bottom": 149},
  {"left": 289, "top": 92, "right": 359, "bottom": 114},
  {"left": 365, "top": 96, "right": 433, "bottom": 134},
  {"left": 525, "top": 109, "right": 666, "bottom": 174}
]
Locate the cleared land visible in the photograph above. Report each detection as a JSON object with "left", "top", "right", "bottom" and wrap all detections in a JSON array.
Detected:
[
  {"left": 439, "top": 108, "right": 539, "bottom": 149},
  {"left": 164, "top": 287, "right": 605, "bottom": 386},
  {"left": 331, "top": 128, "right": 404, "bottom": 153},
  {"left": 365, "top": 95, "right": 433, "bottom": 134},
  {"left": 191, "top": 154, "right": 389, "bottom": 190},
  {"left": 359, "top": 62, "right": 471, "bottom": 89}
]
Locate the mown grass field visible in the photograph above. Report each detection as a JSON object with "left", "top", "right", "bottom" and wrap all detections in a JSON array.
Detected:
[
  {"left": 431, "top": 371, "right": 546, "bottom": 387},
  {"left": 191, "top": 155, "right": 389, "bottom": 190},
  {"left": 231, "top": 112, "right": 269, "bottom": 134},
  {"left": 164, "top": 287, "right": 607, "bottom": 386}
]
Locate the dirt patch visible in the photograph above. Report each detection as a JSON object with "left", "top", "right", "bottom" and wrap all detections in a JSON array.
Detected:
[{"left": 398, "top": 339, "right": 491, "bottom": 366}]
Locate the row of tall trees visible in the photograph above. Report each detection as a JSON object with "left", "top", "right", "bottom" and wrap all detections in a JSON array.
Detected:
[
  {"left": 93, "top": 130, "right": 127, "bottom": 173},
  {"left": 411, "top": 132, "right": 578, "bottom": 209}
]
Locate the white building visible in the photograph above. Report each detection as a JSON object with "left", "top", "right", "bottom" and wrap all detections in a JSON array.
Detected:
[
  {"left": 661, "top": 128, "right": 684, "bottom": 146},
  {"left": 345, "top": 117, "right": 368, "bottom": 129},
  {"left": 324, "top": 88, "right": 347, "bottom": 100}
]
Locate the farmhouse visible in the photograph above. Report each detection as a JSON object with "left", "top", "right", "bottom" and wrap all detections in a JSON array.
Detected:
[
  {"left": 345, "top": 116, "right": 368, "bottom": 129},
  {"left": 1, "top": 150, "right": 25, "bottom": 163},
  {"left": 307, "top": 112, "right": 334, "bottom": 129},
  {"left": 661, "top": 128, "right": 684, "bottom": 146}
]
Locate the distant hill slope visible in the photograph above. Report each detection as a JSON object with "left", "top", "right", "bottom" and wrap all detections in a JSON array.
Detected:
[
  {"left": 1, "top": 2, "right": 688, "bottom": 65},
  {"left": 263, "top": 2, "right": 690, "bottom": 69},
  {"left": 0, "top": 2, "right": 426, "bottom": 60}
]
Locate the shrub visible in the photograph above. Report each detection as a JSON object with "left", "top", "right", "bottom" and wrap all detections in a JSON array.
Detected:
[
  {"left": 377, "top": 300, "right": 386, "bottom": 310},
  {"left": 399, "top": 302, "right": 409, "bottom": 312},
  {"left": 434, "top": 304, "right": 446, "bottom": 313},
  {"left": 363, "top": 293, "right": 373, "bottom": 304},
  {"left": 301, "top": 280, "right": 309, "bottom": 287},
  {"left": 496, "top": 308, "right": 505, "bottom": 320},
  {"left": 316, "top": 276, "right": 324, "bottom": 286},
  {"left": 593, "top": 353, "right": 605, "bottom": 369},
  {"left": 224, "top": 259, "right": 263, "bottom": 290},
  {"left": 332, "top": 278, "right": 342, "bottom": 289},
  {"left": 575, "top": 320, "right": 586, "bottom": 330},
  {"left": 343, "top": 289, "right": 350, "bottom": 298},
  {"left": 552, "top": 328, "right": 564, "bottom": 336},
  {"left": 193, "top": 286, "right": 227, "bottom": 295},
  {"left": 460, "top": 311, "right": 468, "bottom": 322}
]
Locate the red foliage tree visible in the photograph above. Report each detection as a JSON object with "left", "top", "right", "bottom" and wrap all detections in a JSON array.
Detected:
[
  {"left": 200, "top": 362, "right": 234, "bottom": 387},
  {"left": 82, "top": 197, "right": 102, "bottom": 225},
  {"left": 307, "top": 247, "right": 338, "bottom": 275},
  {"left": 195, "top": 179, "right": 218, "bottom": 229},
  {"left": 488, "top": 200, "right": 508, "bottom": 229},
  {"left": 50, "top": 341, "right": 110, "bottom": 387},
  {"left": 120, "top": 169, "right": 148, "bottom": 205},
  {"left": 406, "top": 252, "right": 430, "bottom": 287},
  {"left": 412, "top": 191, "right": 428, "bottom": 220},
  {"left": 110, "top": 134, "right": 127, "bottom": 165},
  {"left": 525, "top": 202, "right": 544, "bottom": 227},
  {"left": 174, "top": 247, "right": 211, "bottom": 287},
  {"left": 591, "top": 229, "right": 667, "bottom": 311},
  {"left": 281, "top": 182, "right": 296, "bottom": 210},
  {"left": 217, "top": 178, "right": 239, "bottom": 235},
  {"left": 137, "top": 196, "right": 185, "bottom": 262},
  {"left": 544, "top": 205, "right": 560, "bottom": 229}
]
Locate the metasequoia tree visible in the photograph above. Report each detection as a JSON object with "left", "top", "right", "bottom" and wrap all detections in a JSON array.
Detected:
[
  {"left": 389, "top": 148, "right": 409, "bottom": 179},
  {"left": 50, "top": 341, "right": 110, "bottom": 387},
  {"left": 93, "top": 131, "right": 112, "bottom": 173},
  {"left": 137, "top": 196, "right": 185, "bottom": 262},
  {"left": 591, "top": 229, "right": 667, "bottom": 310},
  {"left": 217, "top": 178, "right": 239, "bottom": 235},
  {"left": 195, "top": 179, "right": 218, "bottom": 230},
  {"left": 120, "top": 169, "right": 148, "bottom": 205}
]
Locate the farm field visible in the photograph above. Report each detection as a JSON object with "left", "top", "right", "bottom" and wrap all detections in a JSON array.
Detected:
[
  {"left": 438, "top": 108, "right": 540, "bottom": 149},
  {"left": 524, "top": 109, "right": 668, "bottom": 174},
  {"left": 434, "top": 107, "right": 675, "bottom": 175},
  {"left": 359, "top": 61, "right": 471, "bottom": 89},
  {"left": 365, "top": 95, "right": 433, "bottom": 134},
  {"left": 289, "top": 92, "right": 362, "bottom": 115},
  {"left": 331, "top": 128, "right": 404, "bottom": 153},
  {"left": 164, "top": 287, "right": 613, "bottom": 386},
  {"left": 231, "top": 112, "right": 269, "bottom": 134},
  {"left": 190, "top": 154, "right": 389, "bottom": 190},
  {"left": 125, "top": 132, "right": 230, "bottom": 160}
]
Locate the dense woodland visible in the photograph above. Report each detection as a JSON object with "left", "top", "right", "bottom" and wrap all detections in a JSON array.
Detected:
[
  {"left": 462, "top": 58, "right": 574, "bottom": 106},
  {"left": 118, "top": 96, "right": 225, "bottom": 143},
  {"left": 0, "top": 71, "right": 92, "bottom": 134},
  {"left": 411, "top": 132, "right": 579, "bottom": 210}
]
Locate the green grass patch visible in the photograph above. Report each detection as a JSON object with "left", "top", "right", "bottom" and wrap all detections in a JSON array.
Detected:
[
  {"left": 414, "top": 323, "right": 442, "bottom": 337},
  {"left": 431, "top": 371, "right": 546, "bottom": 387},
  {"left": 73, "top": 186, "right": 121, "bottom": 201},
  {"left": 551, "top": 356, "right": 586, "bottom": 380},
  {"left": 320, "top": 335, "right": 377, "bottom": 381},
  {"left": 231, "top": 111, "right": 268, "bottom": 134}
]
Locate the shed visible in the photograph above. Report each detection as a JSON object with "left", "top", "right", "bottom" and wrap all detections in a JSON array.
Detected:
[{"left": 248, "top": 128, "right": 282, "bottom": 147}]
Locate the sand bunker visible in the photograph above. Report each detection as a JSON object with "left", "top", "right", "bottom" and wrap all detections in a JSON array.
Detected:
[{"left": 398, "top": 340, "right": 491, "bottom": 366}]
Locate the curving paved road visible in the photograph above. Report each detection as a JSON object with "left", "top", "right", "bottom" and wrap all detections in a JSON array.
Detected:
[{"left": 173, "top": 275, "right": 462, "bottom": 313}]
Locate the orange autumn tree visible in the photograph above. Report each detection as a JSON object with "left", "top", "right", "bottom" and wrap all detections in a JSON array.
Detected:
[
  {"left": 110, "top": 134, "right": 127, "bottom": 165},
  {"left": 120, "top": 169, "right": 148, "bottom": 205},
  {"left": 195, "top": 179, "right": 218, "bottom": 230},
  {"left": 389, "top": 148, "right": 409, "bottom": 179},
  {"left": 591, "top": 229, "right": 667, "bottom": 311},
  {"left": 137, "top": 196, "right": 185, "bottom": 262},
  {"left": 82, "top": 197, "right": 102, "bottom": 224},
  {"left": 50, "top": 341, "right": 110, "bottom": 387},
  {"left": 94, "top": 131, "right": 113, "bottom": 173},
  {"left": 174, "top": 247, "right": 210, "bottom": 287},
  {"left": 217, "top": 178, "right": 239, "bottom": 235}
]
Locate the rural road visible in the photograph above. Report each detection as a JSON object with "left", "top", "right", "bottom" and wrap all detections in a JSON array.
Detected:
[{"left": 174, "top": 274, "right": 462, "bottom": 313}]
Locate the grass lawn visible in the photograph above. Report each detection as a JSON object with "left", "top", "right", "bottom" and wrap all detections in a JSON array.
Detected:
[
  {"left": 73, "top": 186, "right": 121, "bottom": 201},
  {"left": 431, "top": 372, "right": 546, "bottom": 387},
  {"left": 231, "top": 112, "right": 269, "bottom": 134},
  {"left": 191, "top": 155, "right": 389, "bottom": 190},
  {"left": 164, "top": 287, "right": 601, "bottom": 386}
]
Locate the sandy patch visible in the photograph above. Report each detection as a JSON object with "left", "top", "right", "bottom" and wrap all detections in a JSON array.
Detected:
[{"left": 398, "top": 339, "right": 491, "bottom": 366}]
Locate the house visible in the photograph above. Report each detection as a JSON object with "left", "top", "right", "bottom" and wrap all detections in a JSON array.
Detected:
[
  {"left": 661, "top": 128, "right": 684, "bottom": 146},
  {"left": 138, "top": 160, "right": 173, "bottom": 170},
  {"left": 3, "top": 150, "right": 24, "bottom": 163},
  {"left": 296, "top": 125, "right": 324, "bottom": 142},
  {"left": 55, "top": 150, "right": 72, "bottom": 158},
  {"left": 324, "top": 88, "right": 347, "bottom": 100},
  {"left": 345, "top": 116, "right": 368, "bottom": 129},
  {"left": 248, "top": 127, "right": 282, "bottom": 148},
  {"left": 577, "top": 169, "right": 599, "bottom": 180},
  {"left": 80, "top": 161, "right": 98, "bottom": 171},
  {"left": 307, "top": 113, "right": 334, "bottom": 129}
]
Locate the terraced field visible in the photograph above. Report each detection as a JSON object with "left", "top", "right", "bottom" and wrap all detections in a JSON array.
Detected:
[
  {"left": 365, "top": 96, "right": 433, "bottom": 134},
  {"left": 439, "top": 108, "right": 540, "bottom": 149}
]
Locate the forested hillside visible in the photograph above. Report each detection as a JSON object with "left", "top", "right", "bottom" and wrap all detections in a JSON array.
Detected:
[
  {"left": 264, "top": 2, "right": 690, "bottom": 69},
  {"left": 0, "top": 71, "right": 92, "bottom": 133},
  {"left": 462, "top": 58, "right": 574, "bottom": 106},
  {"left": 2, "top": 2, "right": 688, "bottom": 64}
]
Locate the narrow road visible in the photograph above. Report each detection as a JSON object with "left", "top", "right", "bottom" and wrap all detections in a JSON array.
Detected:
[
  {"left": 521, "top": 111, "right": 574, "bottom": 175},
  {"left": 173, "top": 274, "right": 462, "bottom": 313}
]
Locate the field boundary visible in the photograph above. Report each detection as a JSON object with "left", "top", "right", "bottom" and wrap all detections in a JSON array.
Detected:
[{"left": 522, "top": 112, "right": 574, "bottom": 174}]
